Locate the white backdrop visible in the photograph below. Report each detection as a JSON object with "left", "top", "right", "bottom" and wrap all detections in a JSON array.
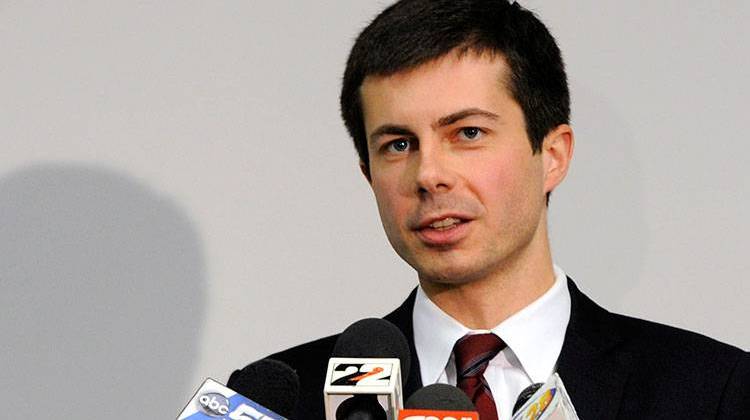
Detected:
[{"left": 2, "top": 1, "right": 748, "bottom": 418}]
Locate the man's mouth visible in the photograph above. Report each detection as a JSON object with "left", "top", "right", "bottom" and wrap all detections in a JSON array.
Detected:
[
  {"left": 414, "top": 215, "right": 471, "bottom": 246},
  {"left": 427, "top": 217, "right": 464, "bottom": 231}
]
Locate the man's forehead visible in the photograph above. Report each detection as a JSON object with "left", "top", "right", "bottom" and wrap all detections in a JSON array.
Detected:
[
  {"left": 359, "top": 50, "right": 515, "bottom": 133},
  {"left": 361, "top": 48, "right": 510, "bottom": 92}
]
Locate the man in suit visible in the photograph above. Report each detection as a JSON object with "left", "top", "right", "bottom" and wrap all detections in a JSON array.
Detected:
[{"left": 231, "top": 1, "right": 750, "bottom": 418}]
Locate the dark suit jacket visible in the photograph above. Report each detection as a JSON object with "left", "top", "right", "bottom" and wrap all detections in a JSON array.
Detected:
[{"left": 232, "top": 279, "right": 750, "bottom": 419}]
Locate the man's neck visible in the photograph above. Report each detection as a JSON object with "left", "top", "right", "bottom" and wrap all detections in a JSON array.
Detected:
[{"left": 418, "top": 234, "right": 556, "bottom": 330}]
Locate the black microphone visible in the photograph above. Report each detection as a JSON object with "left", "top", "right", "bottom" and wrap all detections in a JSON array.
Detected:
[
  {"left": 325, "top": 318, "right": 412, "bottom": 420},
  {"left": 404, "top": 383, "right": 475, "bottom": 410},
  {"left": 227, "top": 358, "right": 300, "bottom": 418},
  {"left": 178, "top": 359, "right": 299, "bottom": 420},
  {"left": 512, "top": 382, "right": 543, "bottom": 415},
  {"left": 336, "top": 394, "right": 387, "bottom": 420},
  {"left": 331, "top": 317, "right": 412, "bottom": 378}
]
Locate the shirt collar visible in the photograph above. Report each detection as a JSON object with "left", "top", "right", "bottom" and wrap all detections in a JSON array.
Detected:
[
  {"left": 413, "top": 285, "right": 469, "bottom": 384},
  {"left": 413, "top": 265, "right": 571, "bottom": 385}
]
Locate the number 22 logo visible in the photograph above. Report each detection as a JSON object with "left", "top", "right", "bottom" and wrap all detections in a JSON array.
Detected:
[{"left": 331, "top": 363, "right": 392, "bottom": 386}]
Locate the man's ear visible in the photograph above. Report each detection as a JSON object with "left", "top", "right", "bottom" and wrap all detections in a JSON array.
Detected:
[
  {"left": 359, "top": 160, "right": 372, "bottom": 184},
  {"left": 542, "top": 124, "right": 574, "bottom": 195}
]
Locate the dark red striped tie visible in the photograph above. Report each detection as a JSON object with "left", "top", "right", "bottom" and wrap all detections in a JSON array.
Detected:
[{"left": 453, "top": 333, "right": 506, "bottom": 420}]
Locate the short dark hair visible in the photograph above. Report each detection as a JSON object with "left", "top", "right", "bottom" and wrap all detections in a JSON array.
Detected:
[{"left": 340, "top": 0, "right": 570, "bottom": 179}]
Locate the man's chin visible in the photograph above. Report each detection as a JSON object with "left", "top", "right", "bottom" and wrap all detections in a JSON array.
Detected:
[
  {"left": 397, "top": 246, "right": 494, "bottom": 285},
  {"left": 413, "top": 264, "right": 486, "bottom": 286}
]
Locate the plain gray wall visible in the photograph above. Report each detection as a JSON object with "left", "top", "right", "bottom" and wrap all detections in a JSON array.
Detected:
[{"left": 2, "top": 1, "right": 747, "bottom": 417}]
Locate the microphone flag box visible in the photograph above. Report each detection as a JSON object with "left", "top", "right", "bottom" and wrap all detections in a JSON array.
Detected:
[
  {"left": 398, "top": 409, "right": 479, "bottom": 420},
  {"left": 324, "top": 357, "right": 403, "bottom": 420},
  {"left": 511, "top": 373, "right": 580, "bottom": 420},
  {"left": 177, "top": 378, "right": 286, "bottom": 420}
]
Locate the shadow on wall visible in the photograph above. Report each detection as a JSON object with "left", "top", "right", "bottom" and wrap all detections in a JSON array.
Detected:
[{"left": 0, "top": 164, "right": 205, "bottom": 419}]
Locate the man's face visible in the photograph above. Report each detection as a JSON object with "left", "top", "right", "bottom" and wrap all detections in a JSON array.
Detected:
[{"left": 360, "top": 52, "right": 559, "bottom": 285}]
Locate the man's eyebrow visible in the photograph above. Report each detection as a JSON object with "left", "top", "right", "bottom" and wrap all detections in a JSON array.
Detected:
[
  {"left": 369, "top": 124, "right": 415, "bottom": 144},
  {"left": 435, "top": 108, "right": 499, "bottom": 128}
]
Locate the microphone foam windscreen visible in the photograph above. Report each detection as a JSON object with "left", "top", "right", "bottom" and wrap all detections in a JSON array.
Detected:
[
  {"left": 332, "top": 318, "right": 411, "bottom": 379},
  {"left": 404, "top": 383, "right": 475, "bottom": 411},
  {"left": 226, "top": 358, "right": 300, "bottom": 418}
]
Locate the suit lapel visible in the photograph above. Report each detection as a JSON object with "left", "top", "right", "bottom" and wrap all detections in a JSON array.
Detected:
[
  {"left": 557, "top": 278, "right": 633, "bottom": 419},
  {"left": 384, "top": 288, "right": 424, "bottom": 398}
]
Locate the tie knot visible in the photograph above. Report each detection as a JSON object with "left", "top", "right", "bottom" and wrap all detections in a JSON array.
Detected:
[{"left": 453, "top": 333, "right": 506, "bottom": 379}]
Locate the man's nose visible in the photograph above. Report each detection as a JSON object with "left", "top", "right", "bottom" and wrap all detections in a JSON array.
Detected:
[{"left": 414, "top": 142, "right": 456, "bottom": 195}]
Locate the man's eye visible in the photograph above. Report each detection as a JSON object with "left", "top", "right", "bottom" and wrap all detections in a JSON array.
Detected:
[
  {"left": 386, "top": 139, "right": 411, "bottom": 153},
  {"left": 458, "top": 127, "right": 483, "bottom": 141}
]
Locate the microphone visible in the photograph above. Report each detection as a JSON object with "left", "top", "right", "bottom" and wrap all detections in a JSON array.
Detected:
[
  {"left": 510, "top": 373, "right": 580, "bottom": 420},
  {"left": 512, "top": 382, "right": 543, "bottom": 415},
  {"left": 177, "top": 359, "right": 299, "bottom": 420},
  {"left": 336, "top": 395, "right": 387, "bottom": 420},
  {"left": 324, "top": 318, "right": 411, "bottom": 420},
  {"left": 398, "top": 383, "right": 479, "bottom": 420},
  {"left": 227, "top": 358, "right": 300, "bottom": 418}
]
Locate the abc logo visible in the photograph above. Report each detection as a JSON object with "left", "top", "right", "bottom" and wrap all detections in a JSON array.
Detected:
[{"left": 198, "top": 392, "right": 231, "bottom": 417}]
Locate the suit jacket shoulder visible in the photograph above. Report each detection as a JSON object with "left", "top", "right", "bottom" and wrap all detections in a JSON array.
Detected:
[{"left": 559, "top": 279, "right": 750, "bottom": 419}]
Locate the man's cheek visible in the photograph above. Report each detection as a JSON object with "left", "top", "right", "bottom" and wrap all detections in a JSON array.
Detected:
[{"left": 375, "top": 197, "right": 399, "bottom": 230}]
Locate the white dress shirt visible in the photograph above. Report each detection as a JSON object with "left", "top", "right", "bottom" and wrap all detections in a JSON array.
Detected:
[{"left": 412, "top": 265, "right": 571, "bottom": 420}]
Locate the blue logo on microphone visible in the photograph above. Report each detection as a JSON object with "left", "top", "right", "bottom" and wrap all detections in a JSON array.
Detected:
[{"left": 198, "top": 392, "right": 231, "bottom": 417}]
